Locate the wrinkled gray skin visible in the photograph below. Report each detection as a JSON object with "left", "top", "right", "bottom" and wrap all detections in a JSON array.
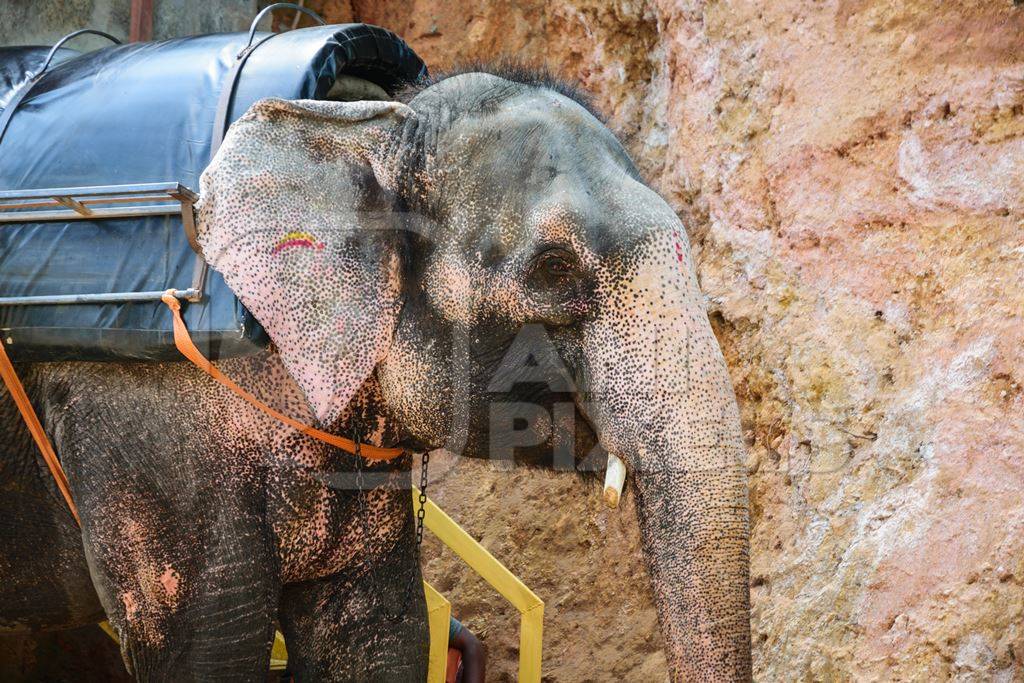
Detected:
[{"left": 0, "top": 70, "right": 750, "bottom": 681}]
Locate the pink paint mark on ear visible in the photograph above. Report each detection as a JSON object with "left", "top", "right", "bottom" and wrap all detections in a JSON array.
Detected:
[{"left": 271, "top": 230, "right": 326, "bottom": 255}]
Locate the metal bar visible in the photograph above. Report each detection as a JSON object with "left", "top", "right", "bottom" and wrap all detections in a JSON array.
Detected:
[
  {"left": 0, "top": 182, "right": 192, "bottom": 201},
  {"left": 0, "top": 204, "right": 183, "bottom": 223},
  {"left": 178, "top": 196, "right": 202, "bottom": 255},
  {"left": 54, "top": 196, "right": 94, "bottom": 216},
  {"left": 191, "top": 256, "right": 207, "bottom": 289},
  {"left": 0, "top": 195, "right": 179, "bottom": 210},
  {"left": 519, "top": 604, "right": 545, "bottom": 683},
  {"left": 269, "top": 630, "right": 288, "bottom": 671},
  {"left": 38, "top": 29, "right": 122, "bottom": 75},
  {"left": 0, "top": 198, "right": 65, "bottom": 211},
  {"left": 0, "top": 181, "right": 205, "bottom": 303},
  {"left": 245, "top": 3, "right": 326, "bottom": 53},
  {"left": 79, "top": 194, "right": 185, "bottom": 207},
  {"left": 423, "top": 582, "right": 451, "bottom": 683},
  {"left": 189, "top": 255, "right": 208, "bottom": 301},
  {"left": 0, "top": 289, "right": 198, "bottom": 306},
  {"left": 167, "top": 186, "right": 199, "bottom": 203}
]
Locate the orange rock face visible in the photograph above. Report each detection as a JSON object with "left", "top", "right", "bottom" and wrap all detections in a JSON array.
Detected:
[{"left": 304, "top": 1, "right": 1024, "bottom": 679}]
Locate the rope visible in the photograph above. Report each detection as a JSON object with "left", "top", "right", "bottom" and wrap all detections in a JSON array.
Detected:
[
  {"left": 161, "top": 291, "right": 404, "bottom": 461},
  {"left": 0, "top": 338, "right": 80, "bottom": 525}
]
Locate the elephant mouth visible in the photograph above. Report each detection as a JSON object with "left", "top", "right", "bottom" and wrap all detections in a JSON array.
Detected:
[{"left": 448, "top": 392, "right": 605, "bottom": 474}]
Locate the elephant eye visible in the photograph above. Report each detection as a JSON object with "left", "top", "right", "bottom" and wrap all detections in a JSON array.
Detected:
[
  {"left": 543, "top": 254, "right": 572, "bottom": 276},
  {"left": 529, "top": 248, "right": 580, "bottom": 290}
]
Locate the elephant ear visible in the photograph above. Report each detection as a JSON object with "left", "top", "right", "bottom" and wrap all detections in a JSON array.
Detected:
[{"left": 196, "top": 98, "right": 414, "bottom": 425}]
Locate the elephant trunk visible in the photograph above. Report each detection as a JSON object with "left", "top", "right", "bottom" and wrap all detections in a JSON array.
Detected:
[
  {"left": 592, "top": 397, "right": 751, "bottom": 681},
  {"left": 631, "top": 452, "right": 751, "bottom": 680},
  {"left": 578, "top": 229, "right": 752, "bottom": 681}
]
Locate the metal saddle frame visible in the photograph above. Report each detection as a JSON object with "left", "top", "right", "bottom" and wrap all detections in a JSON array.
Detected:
[{"left": 0, "top": 2, "right": 327, "bottom": 310}]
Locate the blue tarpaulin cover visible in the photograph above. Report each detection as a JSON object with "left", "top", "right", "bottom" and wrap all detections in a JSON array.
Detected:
[{"left": 0, "top": 24, "right": 425, "bottom": 361}]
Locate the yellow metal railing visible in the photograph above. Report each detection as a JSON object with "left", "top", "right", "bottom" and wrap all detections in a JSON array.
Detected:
[
  {"left": 413, "top": 487, "right": 544, "bottom": 683},
  {"left": 99, "top": 489, "right": 543, "bottom": 683},
  {"left": 423, "top": 581, "right": 452, "bottom": 683},
  {"left": 270, "top": 629, "right": 288, "bottom": 671}
]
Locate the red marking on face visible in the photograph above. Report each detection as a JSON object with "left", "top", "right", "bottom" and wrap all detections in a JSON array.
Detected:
[{"left": 673, "top": 230, "right": 685, "bottom": 263}]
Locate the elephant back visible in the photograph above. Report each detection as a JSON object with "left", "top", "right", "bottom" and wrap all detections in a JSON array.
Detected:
[{"left": 0, "top": 24, "right": 426, "bottom": 362}]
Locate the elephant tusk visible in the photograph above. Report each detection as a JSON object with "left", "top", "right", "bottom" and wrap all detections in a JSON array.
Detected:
[{"left": 603, "top": 453, "right": 626, "bottom": 509}]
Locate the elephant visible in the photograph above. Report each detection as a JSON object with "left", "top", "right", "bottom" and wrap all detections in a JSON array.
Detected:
[{"left": 0, "top": 64, "right": 751, "bottom": 681}]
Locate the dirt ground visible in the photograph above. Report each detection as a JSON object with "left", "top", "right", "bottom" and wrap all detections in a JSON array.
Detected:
[{"left": 420, "top": 452, "right": 667, "bottom": 682}]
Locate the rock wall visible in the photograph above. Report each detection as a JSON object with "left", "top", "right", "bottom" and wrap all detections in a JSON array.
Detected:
[
  {"left": 308, "top": 1, "right": 1024, "bottom": 680},
  {"left": 0, "top": 0, "right": 260, "bottom": 50}
]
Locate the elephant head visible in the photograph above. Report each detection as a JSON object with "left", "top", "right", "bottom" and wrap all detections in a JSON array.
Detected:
[{"left": 197, "top": 68, "right": 751, "bottom": 681}]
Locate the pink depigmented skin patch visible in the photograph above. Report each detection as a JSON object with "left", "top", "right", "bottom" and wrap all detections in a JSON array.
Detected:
[
  {"left": 122, "top": 591, "right": 139, "bottom": 620},
  {"left": 159, "top": 566, "right": 180, "bottom": 598}
]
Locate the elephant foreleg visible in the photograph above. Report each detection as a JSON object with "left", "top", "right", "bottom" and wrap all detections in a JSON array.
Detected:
[
  {"left": 82, "top": 502, "right": 281, "bottom": 681},
  {"left": 278, "top": 540, "right": 428, "bottom": 683}
]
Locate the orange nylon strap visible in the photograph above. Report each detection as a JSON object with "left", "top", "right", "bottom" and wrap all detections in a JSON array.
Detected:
[
  {"left": 0, "top": 338, "right": 81, "bottom": 525},
  {"left": 161, "top": 291, "right": 404, "bottom": 461}
]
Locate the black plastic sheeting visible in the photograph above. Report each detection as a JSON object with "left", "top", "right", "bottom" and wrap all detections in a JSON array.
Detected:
[
  {"left": 0, "top": 46, "right": 79, "bottom": 110},
  {"left": 0, "top": 24, "right": 426, "bottom": 361}
]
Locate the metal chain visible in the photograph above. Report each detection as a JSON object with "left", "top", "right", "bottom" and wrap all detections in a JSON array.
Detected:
[
  {"left": 353, "top": 422, "right": 428, "bottom": 623},
  {"left": 415, "top": 450, "right": 429, "bottom": 546}
]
